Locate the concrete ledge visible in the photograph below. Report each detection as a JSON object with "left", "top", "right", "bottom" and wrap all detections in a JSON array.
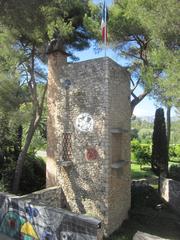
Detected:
[{"left": 13, "top": 186, "right": 63, "bottom": 208}]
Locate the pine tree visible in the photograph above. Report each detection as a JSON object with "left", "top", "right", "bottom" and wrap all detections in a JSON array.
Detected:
[
  {"left": 151, "top": 108, "right": 168, "bottom": 177},
  {"left": 0, "top": 0, "right": 93, "bottom": 193},
  {"left": 85, "top": 0, "right": 180, "bottom": 112}
]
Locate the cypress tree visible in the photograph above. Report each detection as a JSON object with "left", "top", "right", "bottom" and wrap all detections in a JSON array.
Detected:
[{"left": 151, "top": 108, "right": 168, "bottom": 177}]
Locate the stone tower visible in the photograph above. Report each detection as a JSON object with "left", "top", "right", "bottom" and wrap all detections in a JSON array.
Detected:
[{"left": 47, "top": 52, "right": 131, "bottom": 236}]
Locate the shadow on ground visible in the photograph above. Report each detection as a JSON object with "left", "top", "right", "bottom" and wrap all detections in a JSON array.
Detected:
[{"left": 108, "top": 185, "right": 180, "bottom": 240}]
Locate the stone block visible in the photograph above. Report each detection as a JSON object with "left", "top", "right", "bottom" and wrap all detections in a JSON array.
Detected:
[{"left": 133, "top": 231, "right": 170, "bottom": 240}]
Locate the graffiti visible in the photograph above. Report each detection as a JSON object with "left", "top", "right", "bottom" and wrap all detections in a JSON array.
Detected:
[
  {"left": 0, "top": 210, "right": 39, "bottom": 239},
  {"left": 85, "top": 148, "right": 98, "bottom": 161},
  {"left": 60, "top": 231, "right": 75, "bottom": 240},
  {"left": 60, "top": 231, "right": 94, "bottom": 240},
  {"left": 0, "top": 194, "right": 100, "bottom": 240},
  {"left": 0, "top": 211, "right": 24, "bottom": 238},
  {"left": 21, "top": 221, "right": 39, "bottom": 239},
  {"left": 25, "top": 205, "right": 39, "bottom": 218},
  {"left": 75, "top": 113, "right": 94, "bottom": 132},
  {"left": 42, "top": 227, "right": 55, "bottom": 240}
]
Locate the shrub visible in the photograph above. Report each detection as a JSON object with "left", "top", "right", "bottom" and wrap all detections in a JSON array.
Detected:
[
  {"left": 175, "top": 144, "right": 180, "bottom": 157},
  {"left": 131, "top": 128, "right": 139, "bottom": 140},
  {"left": 138, "top": 128, "right": 152, "bottom": 143},
  {"left": 169, "top": 145, "right": 177, "bottom": 158},
  {"left": 131, "top": 140, "right": 151, "bottom": 168},
  {"left": 169, "top": 144, "right": 180, "bottom": 163},
  {"left": 19, "top": 154, "right": 46, "bottom": 194},
  {"left": 0, "top": 153, "right": 46, "bottom": 194}
]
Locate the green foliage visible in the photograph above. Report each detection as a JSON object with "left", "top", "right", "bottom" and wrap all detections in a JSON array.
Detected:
[
  {"left": 28, "top": 129, "right": 47, "bottom": 153},
  {"left": 19, "top": 154, "right": 46, "bottom": 194},
  {"left": 131, "top": 117, "right": 153, "bottom": 143},
  {"left": 0, "top": 112, "right": 45, "bottom": 194},
  {"left": 171, "top": 120, "right": 180, "bottom": 144},
  {"left": 21, "top": 101, "right": 47, "bottom": 153},
  {"left": 151, "top": 108, "right": 168, "bottom": 176},
  {"left": 0, "top": 27, "right": 21, "bottom": 71},
  {"left": 131, "top": 128, "right": 139, "bottom": 140},
  {"left": 131, "top": 117, "right": 180, "bottom": 145},
  {"left": 0, "top": 74, "right": 23, "bottom": 112},
  {"left": 0, "top": 153, "right": 46, "bottom": 194},
  {"left": 138, "top": 128, "right": 152, "bottom": 144},
  {"left": 131, "top": 140, "right": 151, "bottom": 168},
  {"left": 174, "top": 144, "right": 180, "bottom": 158},
  {"left": 0, "top": 0, "right": 94, "bottom": 193},
  {"left": 84, "top": 1, "right": 102, "bottom": 40},
  {"left": 0, "top": 0, "right": 92, "bottom": 52},
  {"left": 0, "top": 112, "right": 21, "bottom": 161},
  {"left": 108, "top": 0, "right": 180, "bottom": 108},
  {"left": 131, "top": 163, "right": 154, "bottom": 180},
  {"left": 169, "top": 144, "right": 180, "bottom": 163}
]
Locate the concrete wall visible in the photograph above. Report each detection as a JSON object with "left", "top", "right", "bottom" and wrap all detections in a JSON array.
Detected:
[{"left": 47, "top": 55, "right": 131, "bottom": 236}]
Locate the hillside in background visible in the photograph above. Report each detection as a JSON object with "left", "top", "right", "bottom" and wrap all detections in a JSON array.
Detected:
[{"left": 132, "top": 117, "right": 180, "bottom": 144}]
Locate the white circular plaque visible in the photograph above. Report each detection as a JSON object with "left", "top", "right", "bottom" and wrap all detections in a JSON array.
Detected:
[{"left": 75, "top": 113, "right": 94, "bottom": 132}]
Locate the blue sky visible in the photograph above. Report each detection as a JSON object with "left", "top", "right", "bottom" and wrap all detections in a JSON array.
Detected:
[
  {"left": 72, "top": 0, "right": 176, "bottom": 117},
  {"left": 94, "top": 0, "right": 112, "bottom": 6}
]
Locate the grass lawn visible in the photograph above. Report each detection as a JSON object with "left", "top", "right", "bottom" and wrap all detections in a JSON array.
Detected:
[
  {"left": 131, "top": 162, "right": 155, "bottom": 180},
  {"left": 131, "top": 161, "right": 180, "bottom": 181}
]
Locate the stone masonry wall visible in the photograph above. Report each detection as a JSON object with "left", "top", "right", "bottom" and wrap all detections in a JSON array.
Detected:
[
  {"left": 56, "top": 58, "right": 110, "bottom": 226},
  {"left": 107, "top": 59, "right": 131, "bottom": 233},
  {"left": 47, "top": 52, "right": 67, "bottom": 187},
  {"left": 47, "top": 56, "right": 131, "bottom": 236},
  {"left": 17, "top": 186, "right": 63, "bottom": 208}
]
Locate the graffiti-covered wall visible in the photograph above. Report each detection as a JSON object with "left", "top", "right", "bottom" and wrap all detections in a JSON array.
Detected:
[{"left": 0, "top": 193, "right": 101, "bottom": 240}]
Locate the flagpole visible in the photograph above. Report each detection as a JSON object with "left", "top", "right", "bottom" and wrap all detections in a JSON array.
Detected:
[{"left": 104, "top": 0, "right": 107, "bottom": 57}]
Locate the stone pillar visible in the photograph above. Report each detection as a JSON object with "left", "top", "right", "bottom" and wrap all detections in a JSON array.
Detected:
[
  {"left": 47, "top": 57, "right": 131, "bottom": 236},
  {"left": 46, "top": 51, "right": 67, "bottom": 187}
]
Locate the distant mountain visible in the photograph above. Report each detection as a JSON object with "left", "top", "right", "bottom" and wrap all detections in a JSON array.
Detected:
[
  {"left": 171, "top": 116, "right": 179, "bottom": 122},
  {"left": 135, "top": 115, "right": 179, "bottom": 123},
  {"left": 135, "top": 116, "right": 154, "bottom": 123}
]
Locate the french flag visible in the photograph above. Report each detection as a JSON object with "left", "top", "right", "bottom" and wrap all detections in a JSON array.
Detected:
[{"left": 101, "top": 0, "right": 108, "bottom": 43}]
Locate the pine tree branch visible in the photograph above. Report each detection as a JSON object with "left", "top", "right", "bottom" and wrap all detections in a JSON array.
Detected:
[{"left": 131, "top": 91, "right": 149, "bottom": 115}]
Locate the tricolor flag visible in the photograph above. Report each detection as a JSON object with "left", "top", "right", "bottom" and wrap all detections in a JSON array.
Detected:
[{"left": 101, "top": 0, "right": 108, "bottom": 43}]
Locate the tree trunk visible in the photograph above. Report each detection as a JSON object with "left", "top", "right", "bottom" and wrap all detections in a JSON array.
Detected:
[
  {"left": 166, "top": 106, "right": 171, "bottom": 148},
  {"left": 131, "top": 92, "right": 148, "bottom": 115},
  {"left": 14, "top": 125, "right": 23, "bottom": 159},
  {"left": 12, "top": 110, "right": 41, "bottom": 194},
  {"left": 166, "top": 106, "right": 171, "bottom": 177},
  {"left": 12, "top": 43, "right": 47, "bottom": 194}
]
